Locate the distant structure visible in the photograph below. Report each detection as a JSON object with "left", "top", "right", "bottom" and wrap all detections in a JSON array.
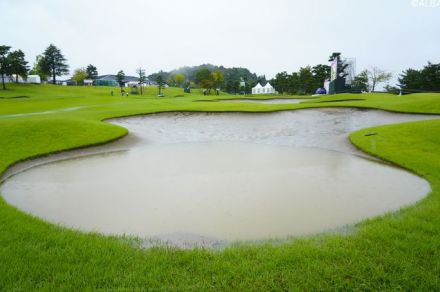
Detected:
[
  {"left": 328, "top": 52, "right": 356, "bottom": 94},
  {"left": 252, "top": 83, "right": 263, "bottom": 94},
  {"left": 94, "top": 75, "right": 137, "bottom": 87},
  {"left": 83, "top": 79, "right": 93, "bottom": 86},
  {"left": 1, "top": 74, "right": 39, "bottom": 84},
  {"left": 27, "top": 75, "right": 41, "bottom": 84},
  {"left": 252, "top": 82, "right": 275, "bottom": 94},
  {"left": 93, "top": 75, "right": 156, "bottom": 87},
  {"left": 343, "top": 58, "right": 356, "bottom": 86},
  {"left": 56, "top": 75, "right": 158, "bottom": 87},
  {"left": 239, "top": 77, "right": 246, "bottom": 94}
]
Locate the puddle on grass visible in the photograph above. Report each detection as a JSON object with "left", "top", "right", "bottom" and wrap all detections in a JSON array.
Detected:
[
  {"left": 219, "top": 98, "right": 308, "bottom": 104},
  {"left": 0, "top": 106, "right": 88, "bottom": 119},
  {"left": 1, "top": 108, "right": 437, "bottom": 248}
]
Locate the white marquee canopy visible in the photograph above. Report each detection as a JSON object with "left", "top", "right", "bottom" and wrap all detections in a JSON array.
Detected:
[{"left": 252, "top": 82, "right": 275, "bottom": 94}]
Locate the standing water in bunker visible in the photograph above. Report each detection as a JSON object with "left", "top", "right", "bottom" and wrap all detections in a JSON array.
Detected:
[
  {"left": 217, "top": 98, "right": 308, "bottom": 104},
  {"left": 1, "top": 108, "right": 437, "bottom": 247}
]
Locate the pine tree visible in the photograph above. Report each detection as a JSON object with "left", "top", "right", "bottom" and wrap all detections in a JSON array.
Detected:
[
  {"left": 8, "top": 50, "right": 29, "bottom": 83},
  {"left": 0, "top": 45, "right": 12, "bottom": 90},
  {"left": 86, "top": 64, "right": 98, "bottom": 80},
  {"left": 116, "top": 70, "right": 125, "bottom": 92},
  {"left": 41, "top": 44, "right": 69, "bottom": 84}
]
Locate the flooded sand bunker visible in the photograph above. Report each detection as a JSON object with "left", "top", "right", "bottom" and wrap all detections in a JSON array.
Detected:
[
  {"left": 218, "top": 98, "right": 308, "bottom": 104},
  {"left": 1, "top": 109, "right": 436, "bottom": 246}
]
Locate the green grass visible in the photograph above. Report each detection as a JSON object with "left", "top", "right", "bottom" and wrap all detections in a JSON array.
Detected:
[{"left": 0, "top": 84, "right": 440, "bottom": 290}]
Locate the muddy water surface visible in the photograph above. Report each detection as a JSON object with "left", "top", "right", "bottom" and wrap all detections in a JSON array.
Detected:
[
  {"left": 1, "top": 109, "right": 437, "bottom": 247},
  {"left": 219, "top": 98, "right": 308, "bottom": 104}
]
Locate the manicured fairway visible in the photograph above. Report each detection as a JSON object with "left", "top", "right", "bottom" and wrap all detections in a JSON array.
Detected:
[{"left": 1, "top": 84, "right": 440, "bottom": 290}]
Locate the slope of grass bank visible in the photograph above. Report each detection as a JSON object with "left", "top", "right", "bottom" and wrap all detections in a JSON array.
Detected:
[{"left": 0, "top": 84, "right": 439, "bottom": 290}]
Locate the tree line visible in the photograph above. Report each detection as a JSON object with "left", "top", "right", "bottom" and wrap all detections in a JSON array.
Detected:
[
  {"left": 270, "top": 53, "right": 392, "bottom": 95},
  {"left": 0, "top": 46, "right": 29, "bottom": 90},
  {"left": 352, "top": 67, "right": 392, "bottom": 93},
  {"left": 351, "top": 62, "right": 440, "bottom": 94},
  {"left": 271, "top": 65, "right": 330, "bottom": 95},
  {"left": 2, "top": 44, "right": 439, "bottom": 95},
  {"left": 397, "top": 62, "right": 440, "bottom": 93},
  {"left": 148, "top": 64, "right": 267, "bottom": 94},
  {"left": 1, "top": 43, "right": 100, "bottom": 89},
  {"left": 1, "top": 44, "right": 72, "bottom": 89}
]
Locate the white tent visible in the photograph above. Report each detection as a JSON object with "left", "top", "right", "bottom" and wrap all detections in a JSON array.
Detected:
[
  {"left": 126, "top": 81, "right": 139, "bottom": 87},
  {"left": 84, "top": 79, "right": 94, "bottom": 86},
  {"left": 263, "top": 82, "right": 275, "bottom": 94},
  {"left": 251, "top": 83, "right": 263, "bottom": 94},
  {"left": 5, "top": 74, "right": 26, "bottom": 83},
  {"left": 252, "top": 82, "right": 275, "bottom": 94},
  {"left": 27, "top": 75, "right": 41, "bottom": 84}
]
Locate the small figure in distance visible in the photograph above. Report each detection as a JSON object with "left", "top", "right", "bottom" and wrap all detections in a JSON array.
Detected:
[{"left": 111, "top": 90, "right": 114, "bottom": 96}]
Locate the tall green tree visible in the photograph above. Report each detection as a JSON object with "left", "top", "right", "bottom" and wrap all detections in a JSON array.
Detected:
[
  {"left": 72, "top": 68, "right": 88, "bottom": 85},
  {"left": 195, "top": 68, "right": 214, "bottom": 94},
  {"left": 212, "top": 70, "right": 224, "bottom": 93},
  {"left": 86, "top": 64, "right": 98, "bottom": 80},
  {"left": 399, "top": 69, "right": 422, "bottom": 92},
  {"left": 136, "top": 67, "right": 146, "bottom": 95},
  {"left": 352, "top": 70, "right": 369, "bottom": 92},
  {"left": 167, "top": 75, "right": 176, "bottom": 87},
  {"left": 40, "top": 44, "right": 69, "bottom": 84},
  {"left": 272, "top": 71, "right": 290, "bottom": 94},
  {"left": 287, "top": 72, "right": 300, "bottom": 94},
  {"left": 8, "top": 50, "right": 28, "bottom": 83},
  {"left": 420, "top": 62, "right": 440, "bottom": 91},
  {"left": 148, "top": 70, "right": 171, "bottom": 85},
  {"left": 256, "top": 75, "right": 267, "bottom": 86},
  {"left": 0, "top": 45, "right": 12, "bottom": 90},
  {"left": 156, "top": 75, "right": 165, "bottom": 96},
  {"left": 174, "top": 73, "right": 185, "bottom": 88},
  {"left": 225, "top": 79, "right": 240, "bottom": 94},
  {"left": 298, "top": 66, "right": 314, "bottom": 94},
  {"left": 29, "top": 55, "right": 48, "bottom": 81},
  {"left": 398, "top": 62, "right": 440, "bottom": 93},
  {"left": 116, "top": 70, "right": 125, "bottom": 91},
  {"left": 312, "top": 64, "right": 330, "bottom": 90}
]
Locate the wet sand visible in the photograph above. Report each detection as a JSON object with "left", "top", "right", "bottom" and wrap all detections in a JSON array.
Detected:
[
  {"left": 109, "top": 108, "right": 438, "bottom": 157},
  {"left": 1, "top": 108, "right": 438, "bottom": 248},
  {"left": 218, "top": 98, "right": 308, "bottom": 104}
]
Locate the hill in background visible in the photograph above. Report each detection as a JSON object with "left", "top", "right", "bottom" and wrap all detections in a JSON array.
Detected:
[{"left": 148, "top": 64, "right": 268, "bottom": 94}]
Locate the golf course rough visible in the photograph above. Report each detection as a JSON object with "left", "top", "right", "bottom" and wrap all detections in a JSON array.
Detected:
[{"left": 0, "top": 84, "right": 439, "bottom": 290}]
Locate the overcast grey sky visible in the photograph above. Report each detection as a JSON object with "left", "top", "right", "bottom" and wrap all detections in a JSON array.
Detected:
[{"left": 1, "top": 0, "right": 439, "bottom": 84}]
